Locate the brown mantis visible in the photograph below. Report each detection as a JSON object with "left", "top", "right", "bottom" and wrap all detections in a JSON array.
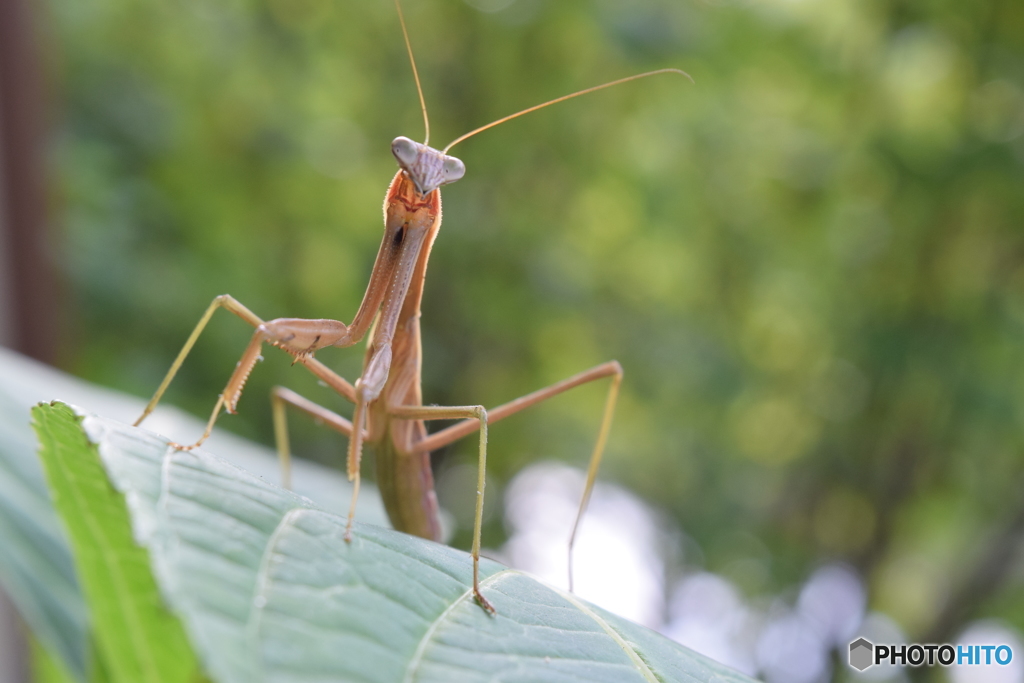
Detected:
[{"left": 134, "top": 0, "right": 689, "bottom": 615}]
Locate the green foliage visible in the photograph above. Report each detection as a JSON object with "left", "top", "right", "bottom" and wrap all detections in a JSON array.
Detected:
[
  {"left": 30, "top": 636, "right": 80, "bottom": 683},
  {"left": 44, "top": 0, "right": 1024, "bottom": 645},
  {"left": 29, "top": 401, "right": 754, "bottom": 683},
  {"left": 0, "top": 368, "right": 89, "bottom": 679},
  {"left": 0, "top": 345, "right": 385, "bottom": 681},
  {"left": 33, "top": 403, "right": 200, "bottom": 683}
]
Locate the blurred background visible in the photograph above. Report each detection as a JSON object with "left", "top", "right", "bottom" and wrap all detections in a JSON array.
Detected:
[{"left": 1, "top": 0, "right": 1024, "bottom": 680}]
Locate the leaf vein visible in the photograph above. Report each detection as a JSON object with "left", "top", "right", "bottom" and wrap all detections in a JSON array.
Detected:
[
  {"left": 549, "top": 586, "right": 659, "bottom": 683},
  {"left": 401, "top": 568, "right": 517, "bottom": 683}
]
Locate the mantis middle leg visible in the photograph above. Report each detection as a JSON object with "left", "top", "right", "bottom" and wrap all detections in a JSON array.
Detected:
[
  {"left": 267, "top": 362, "right": 623, "bottom": 609},
  {"left": 270, "top": 385, "right": 365, "bottom": 490},
  {"left": 388, "top": 403, "right": 493, "bottom": 615},
  {"left": 273, "top": 394, "right": 494, "bottom": 613}
]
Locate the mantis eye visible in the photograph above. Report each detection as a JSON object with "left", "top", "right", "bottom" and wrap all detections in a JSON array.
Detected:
[
  {"left": 391, "top": 136, "right": 420, "bottom": 168},
  {"left": 442, "top": 156, "right": 465, "bottom": 184}
]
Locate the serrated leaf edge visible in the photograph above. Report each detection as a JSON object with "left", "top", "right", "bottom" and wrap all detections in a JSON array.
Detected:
[{"left": 34, "top": 403, "right": 165, "bottom": 682}]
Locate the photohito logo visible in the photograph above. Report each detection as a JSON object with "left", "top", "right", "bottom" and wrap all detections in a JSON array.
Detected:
[{"left": 848, "top": 638, "right": 1013, "bottom": 671}]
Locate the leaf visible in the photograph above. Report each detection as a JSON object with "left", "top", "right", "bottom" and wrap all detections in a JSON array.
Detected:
[
  {"left": 39, "top": 401, "right": 756, "bottom": 683},
  {"left": 33, "top": 402, "right": 200, "bottom": 683},
  {"left": 0, "top": 345, "right": 390, "bottom": 680},
  {"left": 30, "top": 635, "right": 86, "bottom": 683},
  {"left": 0, "top": 362, "right": 89, "bottom": 679}
]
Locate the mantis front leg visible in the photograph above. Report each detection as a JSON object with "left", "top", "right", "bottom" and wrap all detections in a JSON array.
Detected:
[
  {"left": 134, "top": 294, "right": 262, "bottom": 427},
  {"left": 138, "top": 207, "right": 423, "bottom": 448},
  {"left": 341, "top": 339, "right": 393, "bottom": 540},
  {"left": 164, "top": 316, "right": 356, "bottom": 451},
  {"left": 134, "top": 294, "right": 362, "bottom": 447}
]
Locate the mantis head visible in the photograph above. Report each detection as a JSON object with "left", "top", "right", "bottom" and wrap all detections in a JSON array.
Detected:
[{"left": 391, "top": 137, "right": 465, "bottom": 196}]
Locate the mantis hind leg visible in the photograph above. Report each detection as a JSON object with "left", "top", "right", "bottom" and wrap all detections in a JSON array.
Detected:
[
  {"left": 567, "top": 364, "right": 623, "bottom": 593},
  {"left": 409, "top": 360, "right": 624, "bottom": 593}
]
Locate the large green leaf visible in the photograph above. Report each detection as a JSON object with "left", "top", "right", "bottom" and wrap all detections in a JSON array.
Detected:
[
  {"left": 0, "top": 354, "right": 89, "bottom": 679},
  {"left": 35, "top": 401, "right": 755, "bottom": 683},
  {"left": 33, "top": 403, "right": 200, "bottom": 683},
  {"left": 0, "top": 346, "right": 389, "bottom": 680}
]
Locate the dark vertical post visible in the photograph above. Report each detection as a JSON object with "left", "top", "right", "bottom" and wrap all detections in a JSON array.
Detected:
[
  {"left": 0, "top": 0, "right": 56, "bottom": 678},
  {"left": 0, "top": 0, "right": 59, "bottom": 364}
]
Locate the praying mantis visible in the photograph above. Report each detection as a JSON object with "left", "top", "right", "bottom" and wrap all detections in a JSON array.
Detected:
[{"left": 134, "top": 0, "right": 689, "bottom": 615}]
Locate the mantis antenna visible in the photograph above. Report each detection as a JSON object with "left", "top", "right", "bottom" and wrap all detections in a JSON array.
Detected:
[
  {"left": 443, "top": 68, "right": 693, "bottom": 154},
  {"left": 395, "top": 0, "right": 431, "bottom": 146}
]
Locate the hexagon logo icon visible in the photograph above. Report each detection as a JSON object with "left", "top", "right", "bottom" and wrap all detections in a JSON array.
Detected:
[{"left": 849, "top": 638, "right": 874, "bottom": 671}]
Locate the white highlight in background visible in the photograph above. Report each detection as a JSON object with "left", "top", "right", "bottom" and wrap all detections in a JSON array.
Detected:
[
  {"left": 951, "top": 621, "right": 1024, "bottom": 683},
  {"left": 501, "top": 462, "right": 664, "bottom": 629}
]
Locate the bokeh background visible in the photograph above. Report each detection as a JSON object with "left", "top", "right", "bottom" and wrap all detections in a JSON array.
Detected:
[{"left": 2, "top": 0, "right": 1024, "bottom": 681}]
